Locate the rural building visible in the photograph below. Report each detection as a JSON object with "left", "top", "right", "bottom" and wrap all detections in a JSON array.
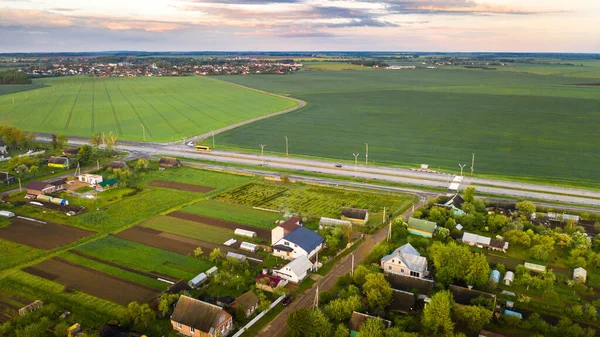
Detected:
[
  {"left": 385, "top": 273, "right": 434, "bottom": 295},
  {"left": 107, "top": 161, "right": 129, "bottom": 169},
  {"left": 271, "top": 217, "right": 303, "bottom": 245},
  {"left": 0, "top": 172, "right": 15, "bottom": 185},
  {"left": 0, "top": 210, "right": 15, "bottom": 218},
  {"left": 348, "top": 312, "right": 391, "bottom": 335},
  {"left": 319, "top": 217, "right": 352, "bottom": 229},
  {"left": 206, "top": 267, "right": 218, "bottom": 277},
  {"left": 78, "top": 174, "right": 103, "bottom": 185},
  {"left": 256, "top": 274, "right": 288, "bottom": 292},
  {"left": 231, "top": 290, "right": 259, "bottom": 317},
  {"left": 189, "top": 273, "right": 208, "bottom": 289},
  {"left": 407, "top": 217, "right": 437, "bottom": 238},
  {"left": 436, "top": 193, "right": 465, "bottom": 216},
  {"left": 171, "top": 295, "right": 233, "bottom": 337},
  {"left": 272, "top": 255, "right": 314, "bottom": 284},
  {"left": 26, "top": 180, "right": 54, "bottom": 196},
  {"left": 226, "top": 252, "right": 246, "bottom": 262},
  {"left": 389, "top": 289, "right": 416, "bottom": 314},
  {"left": 62, "top": 148, "right": 80, "bottom": 156},
  {"left": 341, "top": 207, "right": 369, "bottom": 225},
  {"left": 380, "top": 243, "right": 429, "bottom": 278},
  {"left": 48, "top": 156, "right": 70, "bottom": 169},
  {"left": 159, "top": 157, "right": 182, "bottom": 169},
  {"left": 272, "top": 225, "right": 324, "bottom": 260},
  {"left": 524, "top": 262, "right": 546, "bottom": 273},
  {"left": 479, "top": 330, "right": 507, "bottom": 337},
  {"left": 573, "top": 267, "right": 587, "bottom": 283},
  {"left": 489, "top": 270, "right": 501, "bottom": 284},
  {"left": 0, "top": 141, "right": 7, "bottom": 155},
  {"left": 547, "top": 212, "right": 580, "bottom": 223},
  {"left": 449, "top": 285, "right": 496, "bottom": 307},
  {"left": 18, "top": 300, "right": 43, "bottom": 316},
  {"left": 461, "top": 232, "right": 509, "bottom": 252},
  {"left": 503, "top": 271, "right": 514, "bottom": 286},
  {"left": 96, "top": 179, "right": 118, "bottom": 192}
]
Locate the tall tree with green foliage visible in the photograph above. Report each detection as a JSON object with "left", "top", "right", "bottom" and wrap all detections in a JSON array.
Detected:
[
  {"left": 77, "top": 145, "right": 93, "bottom": 164},
  {"left": 465, "top": 253, "right": 491, "bottom": 287},
  {"left": 324, "top": 295, "right": 362, "bottom": 322},
  {"left": 287, "top": 308, "right": 331, "bottom": 337},
  {"left": 362, "top": 273, "right": 393, "bottom": 310},
  {"left": 359, "top": 318, "right": 386, "bottom": 337},
  {"left": 452, "top": 305, "right": 492, "bottom": 333},
  {"left": 516, "top": 200, "right": 536, "bottom": 214},
  {"left": 421, "top": 291, "right": 454, "bottom": 337},
  {"left": 333, "top": 324, "right": 350, "bottom": 337},
  {"left": 126, "top": 302, "right": 156, "bottom": 328},
  {"left": 429, "top": 241, "right": 471, "bottom": 285}
]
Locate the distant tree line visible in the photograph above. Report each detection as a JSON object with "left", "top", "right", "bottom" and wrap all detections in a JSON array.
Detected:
[
  {"left": 350, "top": 60, "right": 390, "bottom": 67},
  {"left": 0, "top": 70, "right": 31, "bottom": 84}
]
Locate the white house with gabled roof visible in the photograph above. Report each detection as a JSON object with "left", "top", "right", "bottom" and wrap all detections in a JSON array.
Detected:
[{"left": 380, "top": 243, "right": 429, "bottom": 278}]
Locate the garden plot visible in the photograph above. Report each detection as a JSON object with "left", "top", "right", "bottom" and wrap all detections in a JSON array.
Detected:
[
  {"left": 0, "top": 217, "right": 93, "bottom": 250},
  {"left": 167, "top": 211, "right": 271, "bottom": 240},
  {"left": 148, "top": 180, "right": 215, "bottom": 193},
  {"left": 181, "top": 200, "right": 280, "bottom": 229},
  {"left": 22, "top": 257, "right": 159, "bottom": 306},
  {"left": 140, "top": 215, "right": 233, "bottom": 244}
]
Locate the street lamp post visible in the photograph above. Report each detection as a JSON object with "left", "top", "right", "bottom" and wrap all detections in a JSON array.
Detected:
[
  {"left": 284, "top": 136, "right": 289, "bottom": 157},
  {"left": 365, "top": 143, "right": 369, "bottom": 165},
  {"left": 459, "top": 164, "right": 466, "bottom": 176},
  {"left": 353, "top": 153, "right": 359, "bottom": 178},
  {"left": 259, "top": 144, "right": 266, "bottom": 164}
]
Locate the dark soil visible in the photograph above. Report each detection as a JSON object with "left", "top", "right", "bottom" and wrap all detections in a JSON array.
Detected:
[
  {"left": 148, "top": 180, "right": 215, "bottom": 193},
  {"left": 0, "top": 217, "right": 93, "bottom": 250},
  {"left": 168, "top": 211, "right": 270, "bottom": 239}
]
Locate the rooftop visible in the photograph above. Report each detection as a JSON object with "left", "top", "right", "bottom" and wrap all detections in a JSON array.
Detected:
[
  {"left": 381, "top": 243, "right": 428, "bottom": 273},
  {"left": 283, "top": 226, "right": 324, "bottom": 253},
  {"left": 171, "top": 295, "right": 225, "bottom": 332},
  {"left": 407, "top": 217, "right": 437, "bottom": 233}
]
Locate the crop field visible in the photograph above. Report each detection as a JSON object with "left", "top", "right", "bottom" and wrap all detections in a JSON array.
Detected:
[
  {"left": 181, "top": 199, "right": 281, "bottom": 229},
  {"left": 140, "top": 215, "right": 233, "bottom": 244},
  {"left": 148, "top": 180, "right": 215, "bottom": 193},
  {"left": 141, "top": 166, "right": 252, "bottom": 195},
  {"left": 0, "top": 76, "right": 297, "bottom": 142},
  {"left": 76, "top": 236, "right": 211, "bottom": 281},
  {"left": 218, "top": 182, "right": 416, "bottom": 218},
  {"left": 0, "top": 217, "right": 93, "bottom": 250},
  {"left": 0, "top": 238, "right": 44, "bottom": 272},
  {"left": 218, "top": 68, "right": 600, "bottom": 185},
  {"left": 167, "top": 211, "right": 271, "bottom": 239}
]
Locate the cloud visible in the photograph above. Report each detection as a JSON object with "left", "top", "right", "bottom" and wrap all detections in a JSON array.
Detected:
[
  {"left": 382, "top": 0, "right": 563, "bottom": 15},
  {"left": 185, "top": 0, "right": 301, "bottom": 3},
  {"left": 327, "top": 18, "right": 398, "bottom": 27}
]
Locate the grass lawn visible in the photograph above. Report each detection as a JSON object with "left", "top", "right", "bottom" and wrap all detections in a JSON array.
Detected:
[
  {"left": 0, "top": 76, "right": 298, "bottom": 142},
  {"left": 61, "top": 251, "right": 169, "bottom": 291},
  {"left": 0, "top": 238, "right": 45, "bottom": 272},
  {"left": 182, "top": 200, "right": 281, "bottom": 229},
  {"left": 217, "top": 68, "right": 600, "bottom": 186},
  {"left": 140, "top": 215, "right": 234, "bottom": 244},
  {"left": 140, "top": 166, "right": 252, "bottom": 195},
  {"left": 77, "top": 236, "right": 212, "bottom": 280},
  {"left": 219, "top": 182, "right": 416, "bottom": 218}
]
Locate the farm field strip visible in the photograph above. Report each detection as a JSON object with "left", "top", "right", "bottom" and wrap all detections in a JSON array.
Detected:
[
  {"left": 147, "top": 180, "right": 215, "bottom": 193},
  {"left": 140, "top": 215, "right": 233, "bottom": 244},
  {"left": 77, "top": 235, "right": 212, "bottom": 280},
  {"left": 167, "top": 211, "right": 271, "bottom": 239},
  {"left": 0, "top": 238, "right": 45, "bottom": 272},
  {"left": 0, "top": 76, "right": 298, "bottom": 142},
  {"left": 22, "top": 257, "right": 159, "bottom": 306},
  {"left": 0, "top": 217, "right": 94, "bottom": 250},
  {"left": 181, "top": 199, "right": 280, "bottom": 229},
  {"left": 140, "top": 166, "right": 252, "bottom": 194}
]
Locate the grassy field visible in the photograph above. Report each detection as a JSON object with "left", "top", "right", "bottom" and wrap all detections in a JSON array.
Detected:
[
  {"left": 0, "top": 83, "right": 44, "bottom": 95},
  {"left": 217, "top": 68, "right": 600, "bottom": 185},
  {"left": 77, "top": 236, "right": 211, "bottom": 280},
  {"left": 140, "top": 215, "right": 234, "bottom": 244},
  {"left": 0, "top": 76, "right": 297, "bottom": 142},
  {"left": 141, "top": 166, "right": 252, "bottom": 195},
  {"left": 218, "top": 182, "right": 416, "bottom": 219},
  {"left": 0, "top": 239, "right": 45, "bottom": 272},
  {"left": 182, "top": 199, "right": 281, "bottom": 229}
]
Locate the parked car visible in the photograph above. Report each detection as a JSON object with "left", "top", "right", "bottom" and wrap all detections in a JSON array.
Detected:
[
  {"left": 282, "top": 295, "right": 293, "bottom": 306},
  {"left": 335, "top": 164, "right": 342, "bottom": 168}
]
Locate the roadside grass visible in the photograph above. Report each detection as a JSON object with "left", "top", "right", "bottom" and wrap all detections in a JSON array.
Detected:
[
  {"left": 182, "top": 200, "right": 281, "bottom": 229},
  {"left": 76, "top": 236, "right": 212, "bottom": 280},
  {"left": 0, "top": 270, "right": 125, "bottom": 329},
  {"left": 139, "top": 215, "right": 233, "bottom": 244},
  {"left": 74, "top": 187, "right": 198, "bottom": 232},
  {"left": 61, "top": 251, "right": 169, "bottom": 291},
  {"left": 0, "top": 238, "right": 45, "bottom": 272}
]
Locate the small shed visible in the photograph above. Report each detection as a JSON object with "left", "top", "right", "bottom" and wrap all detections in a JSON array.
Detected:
[
  {"left": 489, "top": 270, "right": 501, "bottom": 284},
  {"left": 235, "top": 229, "right": 257, "bottom": 238},
  {"left": 503, "top": 271, "right": 514, "bottom": 286},
  {"left": 227, "top": 252, "right": 247, "bottom": 262},
  {"left": 96, "top": 179, "right": 117, "bottom": 192},
  {"left": 573, "top": 267, "right": 587, "bottom": 283},
  {"left": 524, "top": 262, "right": 546, "bottom": 273},
  {"left": 503, "top": 309, "right": 523, "bottom": 320},
  {"left": 206, "top": 266, "right": 218, "bottom": 277},
  {"left": 223, "top": 239, "right": 237, "bottom": 246},
  {"left": 188, "top": 272, "right": 208, "bottom": 288},
  {"left": 319, "top": 217, "right": 352, "bottom": 229},
  {"left": 407, "top": 217, "right": 437, "bottom": 238},
  {"left": 0, "top": 210, "right": 15, "bottom": 218},
  {"left": 78, "top": 174, "right": 103, "bottom": 185},
  {"left": 159, "top": 157, "right": 181, "bottom": 169},
  {"left": 341, "top": 207, "right": 369, "bottom": 225},
  {"left": 240, "top": 242, "right": 258, "bottom": 253},
  {"left": 62, "top": 148, "right": 80, "bottom": 156},
  {"left": 106, "top": 161, "right": 129, "bottom": 169},
  {"left": 48, "top": 156, "right": 70, "bottom": 169}
]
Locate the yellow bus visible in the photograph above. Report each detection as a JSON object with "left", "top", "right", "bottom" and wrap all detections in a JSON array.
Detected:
[{"left": 195, "top": 145, "right": 211, "bottom": 152}]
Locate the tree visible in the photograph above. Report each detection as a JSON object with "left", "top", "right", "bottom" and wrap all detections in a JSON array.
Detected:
[
  {"left": 465, "top": 253, "right": 491, "bottom": 287},
  {"left": 193, "top": 247, "right": 204, "bottom": 257},
  {"left": 516, "top": 201, "right": 536, "bottom": 215},
  {"left": 158, "top": 293, "right": 179, "bottom": 317},
  {"left": 324, "top": 295, "right": 362, "bottom": 322},
  {"left": 104, "top": 132, "right": 119, "bottom": 150},
  {"left": 463, "top": 187, "right": 476, "bottom": 203},
  {"left": 126, "top": 302, "right": 156, "bottom": 328},
  {"left": 257, "top": 291, "right": 271, "bottom": 312},
  {"left": 487, "top": 214, "right": 510, "bottom": 231},
  {"left": 333, "top": 324, "right": 350, "bottom": 337},
  {"left": 496, "top": 263, "right": 506, "bottom": 275},
  {"left": 287, "top": 308, "right": 331, "bottom": 337},
  {"left": 29, "top": 165, "right": 39, "bottom": 177},
  {"left": 53, "top": 322, "right": 70, "bottom": 337},
  {"left": 209, "top": 248, "right": 224, "bottom": 263},
  {"left": 453, "top": 305, "right": 492, "bottom": 333},
  {"left": 51, "top": 134, "right": 58, "bottom": 149},
  {"left": 524, "top": 312, "right": 549, "bottom": 335},
  {"left": 385, "top": 328, "right": 419, "bottom": 337},
  {"left": 353, "top": 265, "right": 371, "bottom": 286},
  {"left": 77, "top": 145, "right": 93, "bottom": 164},
  {"left": 359, "top": 318, "right": 385, "bottom": 337},
  {"left": 134, "top": 158, "right": 149, "bottom": 172},
  {"left": 530, "top": 244, "right": 551, "bottom": 261},
  {"left": 503, "top": 229, "right": 532, "bottom": 247},
  {"left": 362, "top": 273, "right": 392, "bottom": 310},
  {"left": 90, "top": 133, "right": 103, "bottom": 147},
  {"left": 429, "top": 241, "right": 471, "bottom": 285},
  {"left": 56, "top": 135, "right": 68, "bottom": 149},
  {"left": 421, "top": 290, "right": 454, "bottom": 337},
  {"left": 311, "top": 309, "right": 332, "bottom": 337},
  {"left": 435, "top": 227, "right": 450, "bottom": 241}
]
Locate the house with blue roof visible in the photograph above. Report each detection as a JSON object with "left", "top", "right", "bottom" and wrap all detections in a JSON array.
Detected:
[{"left": 272, "top": 224, "right": 325, "bottom": 261}]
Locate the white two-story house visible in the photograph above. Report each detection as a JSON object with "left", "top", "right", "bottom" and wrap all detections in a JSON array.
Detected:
[
  {"left": 380, "top": 243, "right": 429, "bottom": 278},
  {"left": 272, "top": 223, "right": 324, "bottom": 261}
]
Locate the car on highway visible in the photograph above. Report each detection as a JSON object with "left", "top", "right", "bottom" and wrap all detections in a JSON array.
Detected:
[
  {"left": 282, "top": 295, "right": 293, "bottom": 306},
  {"left": 335, "top": 164, "right": 343, "bottom": 168}
]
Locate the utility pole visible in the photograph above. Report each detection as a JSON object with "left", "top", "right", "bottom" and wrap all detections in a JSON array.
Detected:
[
  {"left": 459, "top": 164, "right": 466, "bottom": 176},
  {"left": 351, "top": 253, "right": 355, "bottom": 276},
  {"left": 141, "top": 124, "right": 145, "bottom": 142},
  {"left": 259, "top": 144, "right": 266, "bottom": 164},
  {"left": 365, "top": 143, "right": 369, "bottom": 165},
  {"left": 382, "top": 207, "right": 386, "bottom": 223},
  {"left": 18, "top": 178, "right": 21, "bottom": 193},
  {"left": 313, "top": 286, "right": 319, "bottom": 310},
  {"left": 284, "top": 136, "right": 289, "bottom": 157},
  {"left": 387, "top": 221, "right": 392, "bottom": 241},
  {"left": 353, "top": 153, "right": 359, "bottom": 178},
  {"left": 97, "top": 159, "right": 100, "bottom": 171},
  {"left": 471, "top": 153, "right": 475, "bottom": 176}
]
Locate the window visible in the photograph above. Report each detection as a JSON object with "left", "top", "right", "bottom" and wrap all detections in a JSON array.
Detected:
[
  {"left": 294, "top": 244, "right": 298, "bottom": 247},
  {"left": 410, "top": 271, "right": 419, "bottom": 277},
  {"left": 401, "top": 269, "right": 404, "bottom": 273},
  {"left": 284, "top": 241, "right": 289, "bottom": 246},
  {"left": 221, "top": 326, "right": 225, "bottom": 333},
  {"left": 392, "top": 259, "right": 395, "bottom": 263},
  {"left": 227, "top": 320, "right": 231, "bottom": 328},
  {"left": 176, "top": 322, "right": 181, "bottom": 329},
  {"left": 388, "top": 266, "right": 392, "bottom": 270},
  {"left": 219, "top": 315, "right": 225, "bottom": 323},
  {"left": 190, "top": 327, "right": 195, "bottom": 333}
]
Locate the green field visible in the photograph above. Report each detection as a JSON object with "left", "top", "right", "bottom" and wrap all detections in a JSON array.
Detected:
[
  {"left": 218, "top": 182, "right": 416, "bottom": 219},
  {"left": 77, "top": 236, "right": 211, "bottom": 280},
  {"left": 0, "top": 76, "right": 297, "bottom": 142},
  {"left": 140, "top": 215, "right": 234, "bottom": 244},
  {"left": 142, "top": 166, "right": 252, "bottom": 195},
  {"left": 217, "top": 68, "right": 600, "bottom": 184},
  {"left": 0, "top": 238, "right": 45, "bottom": 272},
  {"left": 182, "top": 199, "right": 281, "bottom": 229}
]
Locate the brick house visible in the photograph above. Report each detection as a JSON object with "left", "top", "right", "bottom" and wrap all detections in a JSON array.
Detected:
[{"left": 171, "top": 296, "right": 233, "bottom": 337}]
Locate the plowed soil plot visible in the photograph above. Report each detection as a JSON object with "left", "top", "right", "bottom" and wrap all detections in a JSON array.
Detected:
[
  {"left": 116, "top": 227, "right": 262, "bottom": 260},
  {"left": 23, "top": 257, "right": 158, "bottom": 305},
  {"left": 0, "top": 217, "right": 93, "bottom": 250},
  {"left": 168, "top": 211, "right": 270, "bottom": 240},
  {"left": 148, "top": 180, "right": 215, "bottom": 193}
]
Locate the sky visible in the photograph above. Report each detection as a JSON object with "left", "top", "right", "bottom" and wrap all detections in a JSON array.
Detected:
[{"left": 0, "top": 0, "right": 598, "bottom": 52}]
